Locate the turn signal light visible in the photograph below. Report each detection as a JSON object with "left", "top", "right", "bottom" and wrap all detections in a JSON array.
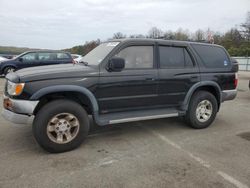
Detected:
[{"left": 3, "top": 98, "right": 13, "bottom": 111}]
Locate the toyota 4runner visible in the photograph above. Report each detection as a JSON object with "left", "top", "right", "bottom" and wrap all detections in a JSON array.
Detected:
[{"left": 2, "top": 39, "right": 238, "bottom": 153}]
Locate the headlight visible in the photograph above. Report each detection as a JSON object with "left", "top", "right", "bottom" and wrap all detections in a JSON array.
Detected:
[{"left": 7, "top": 81, "right": 25, "bottom": 96}]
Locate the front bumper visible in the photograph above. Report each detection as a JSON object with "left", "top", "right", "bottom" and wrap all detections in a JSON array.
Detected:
[
  {"left": 221, "top": 89, "right": 237, "bottom": 102},
  {"left": 2, "top": 95, "right": 39, "bottom": 125},
  {"left": 2, "top": 109, "right": 34, "bottom": 124}
]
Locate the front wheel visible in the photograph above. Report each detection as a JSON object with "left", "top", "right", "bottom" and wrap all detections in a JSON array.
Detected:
[
  {"left": 33, "top": 99, "right": 89, "bottom": 153},
  {"left": 4, "top": 66, "right": 16, "bottom": 75},
  {"left": 185, "top": 91, "right": 218, "bottom": 129}
]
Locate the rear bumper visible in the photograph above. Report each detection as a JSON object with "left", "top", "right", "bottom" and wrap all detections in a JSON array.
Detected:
[
  {"left": 2, "top": 109, "right": 34, "bottom": 124},
  {"left": 222, "top": 89, "right": 237, "bottom": 102}
]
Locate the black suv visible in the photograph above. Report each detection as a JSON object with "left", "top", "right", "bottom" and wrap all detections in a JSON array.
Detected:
[
  {"left": 2, "top": 39, "right": 238, "bottom": 153},
  {"left": 0, "top": 50, "right": 73, "bottom": 75}
]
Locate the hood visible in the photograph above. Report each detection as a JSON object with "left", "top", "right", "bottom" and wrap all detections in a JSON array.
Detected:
[
  {"left": 0, "top": 58, "right": 14, "bottom": 64},
  {"left": 6, "top": 63, "right": 98, "bottom": 83}
]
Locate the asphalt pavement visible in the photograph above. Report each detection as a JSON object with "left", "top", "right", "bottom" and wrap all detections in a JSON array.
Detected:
[{"left": 0, "top": 72, "right": 249, "bottom": 188}]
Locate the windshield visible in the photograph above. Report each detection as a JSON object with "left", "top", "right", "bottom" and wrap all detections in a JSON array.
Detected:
[
  {"left": 14, "top": 52, "right": 27, "bottom": 59},
  {"left": 80, "top": 42, "right": 120, "bottom": 65}
]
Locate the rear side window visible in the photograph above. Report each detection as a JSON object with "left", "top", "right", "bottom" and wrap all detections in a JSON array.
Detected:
[
  {"left": 192, "top": 44, "right": 230, "bottom": 68},
  {"left": 159, "top": 46, "right": 194, "bottom": 68},
  {"left": 38, "top": 53, "right": 56, "bottom": 61}
]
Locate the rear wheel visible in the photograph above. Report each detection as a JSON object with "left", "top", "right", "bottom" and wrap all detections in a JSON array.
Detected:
[
  {"left": 185, "top": 91, "right": 218, "bottom": 129},
  {"left": 4, "top": 66, "right": 16, "bottom": 75},
  {"left": 33, "top": 99, "right": 89, "bottom": 153}
]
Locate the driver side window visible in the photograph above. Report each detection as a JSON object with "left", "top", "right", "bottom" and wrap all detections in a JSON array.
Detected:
[
  {"left": 116, "top": 46, "right": 153, "bottom": 69},
  {"left": 22, "top": 53, "right": 37, "bottom": 62}
]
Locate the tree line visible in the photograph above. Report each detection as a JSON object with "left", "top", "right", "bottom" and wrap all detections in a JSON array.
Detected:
[
  {"left": 1, "top": 12, "right": 249, "bottom": 57},
  {"left": 65, "top": 12, "right": 250, "bottom": 57}
]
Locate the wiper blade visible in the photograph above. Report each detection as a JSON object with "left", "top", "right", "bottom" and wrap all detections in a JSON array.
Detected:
[{"left": 79, "top": 61, "right": 88, "bottom": 66}]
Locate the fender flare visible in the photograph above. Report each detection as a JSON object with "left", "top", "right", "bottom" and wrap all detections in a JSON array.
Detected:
[
  {"left": 181, "top": 81, "right": 222, "bottom": 111},
  {"left": 30, "top": 85, "right": 99, "bottom": 114},
  {"left": 2, "top": 64, "right": 18, "bottom": 72}
]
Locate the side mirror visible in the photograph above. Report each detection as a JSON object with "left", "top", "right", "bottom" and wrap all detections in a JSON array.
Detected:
[
  {"left": 19, "top": 57, "right": 23, "bottom": 62},
  {"left": 107, "top": 57, "right": 125, "bottom": 72}
]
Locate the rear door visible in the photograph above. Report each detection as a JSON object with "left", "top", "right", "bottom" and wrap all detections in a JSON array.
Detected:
[
  {"left": 37, "top": 52, "right": 56, "bottom": 66},
  {"left": 156, "top": 44, "right": 200, "bottom": 107}
]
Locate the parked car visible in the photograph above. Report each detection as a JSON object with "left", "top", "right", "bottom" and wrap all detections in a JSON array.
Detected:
[
  {"left": 1, "top": 55, "right": 15, "bottom": 59},
  {"left": 0, "top": 50, "right": 74, "bottom": 76},
  {"left": 71, "top": 54, "right": 83, "bottom": 63},
  {"left": 0, "top": 56, "right": 7, "bottom": 62},
  {"left": 2, "top": 39, "right": 238, "bottom": 153}
]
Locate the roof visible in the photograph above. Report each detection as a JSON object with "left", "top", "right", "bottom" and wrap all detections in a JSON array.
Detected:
[
  {"left": 23, "top": 50, "right": 69, "bottom": 53},
  {"left": 107, "top": 38, "right": 221, "bottom": 47}
]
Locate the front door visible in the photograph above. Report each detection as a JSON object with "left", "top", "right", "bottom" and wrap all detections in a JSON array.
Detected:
[
  {"left": 96, "top": 45, "right": 158, "bottom": 113},
  {"left": 19, "top": 52, "right": 39, "bottom": 69}
]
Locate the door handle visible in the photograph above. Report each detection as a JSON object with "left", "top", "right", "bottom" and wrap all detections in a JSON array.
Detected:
[
  {"left": 190, "top": 75, "right": 198, "bottom": 81},
  {"left": 145, "top": 78, "right": 155, "bottom": 81}
]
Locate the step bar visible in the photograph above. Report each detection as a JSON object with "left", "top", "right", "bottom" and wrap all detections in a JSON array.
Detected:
[{"left": 109, "top": 112, "right": 179, "bottom": 124}]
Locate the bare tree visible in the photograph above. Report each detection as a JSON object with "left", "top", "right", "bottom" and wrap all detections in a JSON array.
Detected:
[
  {"left": 240, "top": 11, "right": 250, "bottom": 41},
  {"left": 223, "top": 28, "right": 243, "bottom": 48},
  {"left": 113, "top": 32, "right": 126, "bottom": 39},
  {"left": 129, "top": 34, "right": 146, "bottom": 38},
  {"left": 213, "top": 32, "right": 222, "bottom": 44},
  {"left": 194, "top": 29, "right": 205, "bottom": 41},
  {"left": 163, "top": 30, "right": 175, "bottom": 40},
  {"left": 148, "top": 27, "right": 163, "bottom": 39},
  {"left": 174, "top": 28, "right": 189, "bottom": 41}
]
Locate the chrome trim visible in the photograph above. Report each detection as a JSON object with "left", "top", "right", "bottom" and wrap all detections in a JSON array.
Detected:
[
  {"left": 2, "top": 109, "right": 34, "bottom": 125},
  {"left": 109, "top": 113, "right": 179, "bottom": 124},
  {"left": 222, "top": 89, "right": 237, "bottom": 102},
  {"left": 98, "top": 94, "right": 158, "bottom": 102},
  {"left": 3, "top": 95, "right": 39, "bottom": 115}
]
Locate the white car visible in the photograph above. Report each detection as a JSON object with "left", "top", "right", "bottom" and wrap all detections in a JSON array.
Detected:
[
  {"left": 71, "top": 54, "right": 82, "bottom": 63},
  {"left": 0, "top": 56, "right": 7, "bottom": 62}
]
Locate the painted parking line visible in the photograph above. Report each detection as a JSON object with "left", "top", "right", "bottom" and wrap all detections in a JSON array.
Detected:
[{"left": 143, "top": 125, "right": 249, "bottom": 188}]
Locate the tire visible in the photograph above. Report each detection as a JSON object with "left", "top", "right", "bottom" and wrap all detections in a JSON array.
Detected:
[
  {"left": 4, "top": 66, "right": 16, "bottom": 75},
  {"left": 185, "top": 91, "right": 218, "bottom": 129},
  {"left": 33, "top": 99, "right": 89, "bottom": 153}
]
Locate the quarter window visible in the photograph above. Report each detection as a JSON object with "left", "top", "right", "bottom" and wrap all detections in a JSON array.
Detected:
[
  {"left": 192, "top": 44, "right": 230, "bottom": 68},
  {"left": 57, "top": 53, "right": 70, "bottom": 59},
  {"left": 116, "top": 46, "right": 153, "bottom": 69}
]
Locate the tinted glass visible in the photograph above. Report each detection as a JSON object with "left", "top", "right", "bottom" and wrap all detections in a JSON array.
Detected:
[
  {"left": 57, "top": 53, "right": 70, "bottom": 59},
  {"left": 184, "top": 49, "right": 194, "bottom": 67},
  {"left": 159, "top": 46, "right": 185, "bottom": 68},
  {"left": 192, "top": 44, "right": 230, "bottom": 68},
  {"left": 116, "top": 46, "right": 153, "bottom": 69},
  {"left": 38, "top": 53, "right": 56, "bottom": 61},
  {"left": 22, "top": 53, "right": 36, "bottom": 61}
]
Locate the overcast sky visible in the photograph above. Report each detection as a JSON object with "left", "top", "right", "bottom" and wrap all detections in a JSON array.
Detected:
[{"left": 0, "top": 0, "right": 249, "bottom": 49}]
